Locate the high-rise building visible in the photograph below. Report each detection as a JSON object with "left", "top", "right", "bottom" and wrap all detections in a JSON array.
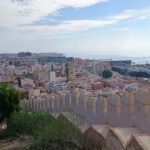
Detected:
[{"left": 50, "top": 71, "right": 56, "bottom": 83}]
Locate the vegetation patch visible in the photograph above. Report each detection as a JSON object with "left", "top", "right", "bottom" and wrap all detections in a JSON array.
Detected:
[{"left": 1, "top": 111, "right": 84, "bottom": 150}]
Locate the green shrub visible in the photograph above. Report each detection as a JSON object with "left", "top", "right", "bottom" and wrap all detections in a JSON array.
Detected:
[
  {"left": 30, "top": 117, "right": 83, "bottom": 150},
  {"left": 2, "top": 111, "right": 54, "bottom": 138},
  {"left": 1, "top": 111, "right": 84, "bottom": 150}
]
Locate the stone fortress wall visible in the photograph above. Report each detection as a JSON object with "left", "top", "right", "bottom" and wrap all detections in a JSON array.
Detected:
[{"left": 22, "top": 88, "right": 150, "bottom": 134}]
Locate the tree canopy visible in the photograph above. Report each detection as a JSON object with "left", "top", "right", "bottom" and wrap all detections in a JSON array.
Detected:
[
  {"left": 0, "top": 84, "right": 20, "bottom": 123},
  {"left": 128, "top": 71, "right": 150, "bottom": 78},
  {"left": 112, "top": 67, "right": 128, "bottom": 75},
  {"left": 102, "top": 70, "right": 113, "bottom": 78}
]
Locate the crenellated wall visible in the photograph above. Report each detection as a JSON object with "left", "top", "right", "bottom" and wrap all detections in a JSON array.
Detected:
[{"left": 22, "top": 88, "right": 150, "bottom": 133}]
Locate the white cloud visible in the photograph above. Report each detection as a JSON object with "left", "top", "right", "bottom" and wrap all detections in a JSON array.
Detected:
[
  {"left": 138, "top": 15, "right": 150, "bottom": 20},
  {"left": 21, "top": 19, "right": 117, "bottom": 34},
  {"left": 137, "top": 7, "right": 150, "bottom": 20},
  {"left": 0, "top": 8, "right": 137, "bottom": 45},
  {"left": 139, "top": 16, "right": 147, "bottom": 20},
  {"left": 0, "top": 0, "right": 108, "bottom": 27},
  {"left": 16, "top": 10, "right": 134, "bottom": 37},
  {"left": 110, "top": 10, "right": 135, "bottom": 20},
  {"left": 1, "top": 1, "right": 150, "bottom": 56},
  {"left": 0, "top": 0, "right": 149, "bottom": 35}
]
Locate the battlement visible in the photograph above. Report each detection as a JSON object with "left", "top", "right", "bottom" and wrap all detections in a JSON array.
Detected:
[{"left": 22, "top": 88, "right": 150, "bottom": 133}]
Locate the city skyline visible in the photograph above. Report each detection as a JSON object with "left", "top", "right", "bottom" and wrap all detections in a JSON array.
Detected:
[{"left": 0, "top": 0, "right": 150, "bottom": 57}]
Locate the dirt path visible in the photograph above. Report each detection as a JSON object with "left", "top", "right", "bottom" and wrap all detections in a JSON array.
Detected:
[{"left": 0, "top": 140, "right": 27, "bottom": 150}]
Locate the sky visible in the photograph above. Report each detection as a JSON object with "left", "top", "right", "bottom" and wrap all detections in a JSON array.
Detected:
[{"left": 0, "top": 0, "right": 150, "bottom": 58}]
